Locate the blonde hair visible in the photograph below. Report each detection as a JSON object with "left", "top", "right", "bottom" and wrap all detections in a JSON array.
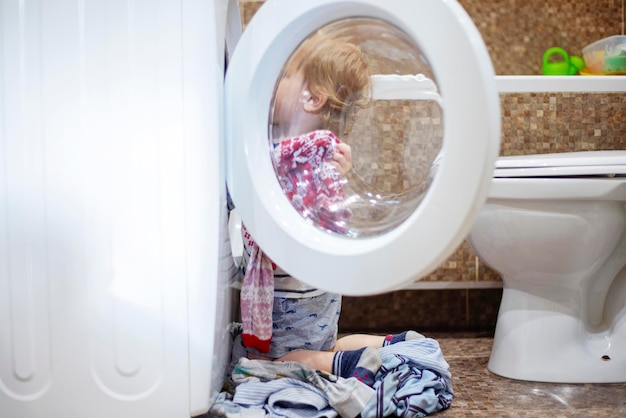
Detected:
[{"left": 292, "top": 36, "right": 371, "bottom": 133}]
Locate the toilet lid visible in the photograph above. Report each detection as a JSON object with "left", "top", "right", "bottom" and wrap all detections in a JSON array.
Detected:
[{"left": 494, "top": 151, "right": 626, "bottom": 177}]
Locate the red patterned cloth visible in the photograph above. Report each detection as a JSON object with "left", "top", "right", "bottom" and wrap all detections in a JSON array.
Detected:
[
  {"left": 273, "top": 130, "right": 351, "bottom": 234},
  {"left": 240, "top": 130, "right": 350, "bottom": 353},
  {"left": 240, "top": 223, "right": 275, "bottom": 353}
]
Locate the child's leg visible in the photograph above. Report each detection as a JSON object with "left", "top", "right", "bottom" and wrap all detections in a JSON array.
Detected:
[
  {"left": 334, "top": 330, "right": 424, "bottom": 351},
  {"left": 278, "top": 347, "right": 381, "bottom": 386},
  {"left": 278, "top": 349, "right": 335, "bottom": 372},
  {"left": 333, "top": 334, "right": 387, "bottom": 351}
]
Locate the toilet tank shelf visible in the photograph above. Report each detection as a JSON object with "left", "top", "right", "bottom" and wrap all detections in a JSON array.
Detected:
[{"left": 496, "top": 75, "right": 626, "bottom": 93}]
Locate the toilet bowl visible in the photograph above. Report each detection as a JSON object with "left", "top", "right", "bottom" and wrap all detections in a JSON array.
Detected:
[{"left": 467, "top": 150, "right": 626, "bottom": 383}]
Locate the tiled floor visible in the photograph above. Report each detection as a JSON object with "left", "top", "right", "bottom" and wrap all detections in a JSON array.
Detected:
[
  {"left": 205, "top": 332, "right": 626, "bottom": 417},
  {"left": 433, "top": 333, "right": 626, "bottom": 417}
]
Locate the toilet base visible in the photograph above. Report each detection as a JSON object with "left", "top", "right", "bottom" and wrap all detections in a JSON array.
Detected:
[{"left": 488, "top": 287, "right": 626, "bottom": 383}]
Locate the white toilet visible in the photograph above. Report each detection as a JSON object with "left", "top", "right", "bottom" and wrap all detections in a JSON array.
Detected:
[{"left": 468, "top": 150, "right": 626, "bottom": 383}]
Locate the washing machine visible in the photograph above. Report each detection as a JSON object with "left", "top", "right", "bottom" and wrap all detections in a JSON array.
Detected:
[{"left": 0, "top": 0, "right": 499, "bottom": 417}]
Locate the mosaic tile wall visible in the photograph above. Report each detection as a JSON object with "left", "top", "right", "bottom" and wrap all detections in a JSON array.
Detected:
[
  {"left": 457, "top": 0, "right": 625, "bottom": 76},
  {"left": 241, "top": 0, "right": 625, "bottom": 76},
  {"left": 343, "top": 99, "right": 442, "bottom": 235},
  {"left": 238, "top": 0, "right": 626, "bottom": 331},
  {"left": 501, "top": 92, "right": 626, "bottom": 154}
]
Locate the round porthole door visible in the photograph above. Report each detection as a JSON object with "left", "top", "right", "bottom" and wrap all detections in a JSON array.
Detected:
[{"left": 225, "top": 0, "right": 500, "bottom": 295}]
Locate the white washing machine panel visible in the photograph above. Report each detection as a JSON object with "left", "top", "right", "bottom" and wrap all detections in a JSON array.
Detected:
[
  {"left": 226, "top": 0, "right": 500, "bottom": 295},
  {"left": 0, "top": 0, "right": 238, "bottom": 417}
]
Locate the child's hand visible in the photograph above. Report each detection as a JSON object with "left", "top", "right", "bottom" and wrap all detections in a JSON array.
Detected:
[{"left": 333, "top": 142, "right": 352, "bottom": 177}]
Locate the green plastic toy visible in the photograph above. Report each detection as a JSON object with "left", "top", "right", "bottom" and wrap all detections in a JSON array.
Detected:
[{"left": 542, "top": 47, "right": 585, "bottom": 75}]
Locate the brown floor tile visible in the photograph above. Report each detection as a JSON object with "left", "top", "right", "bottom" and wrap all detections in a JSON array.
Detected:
[{"left": 432, "top": 334, "right": 626, "bottom": 417}]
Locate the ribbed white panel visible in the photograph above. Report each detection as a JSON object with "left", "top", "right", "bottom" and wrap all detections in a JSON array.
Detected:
[
  {"left": 0, "top": 0, "right": 232, "bottom": 416},
  {"left": 0, "top": 0, "right": 52, "bottom": 403}
]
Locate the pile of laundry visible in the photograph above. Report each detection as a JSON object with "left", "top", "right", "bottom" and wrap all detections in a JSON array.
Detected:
[{"left": 210, "top": 337, "right": 453, "bottom": 417}]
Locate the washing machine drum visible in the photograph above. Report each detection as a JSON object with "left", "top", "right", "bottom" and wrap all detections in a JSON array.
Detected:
[{"left": 225, "top": 0, "right": 501, "bottom": 295}]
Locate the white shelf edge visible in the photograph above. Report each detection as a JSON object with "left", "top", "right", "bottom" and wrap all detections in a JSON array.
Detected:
[
  {"left": 402, "top": 280, "right": 503, "bottom": 290},
  {"left": 496, "top": 75, "right": 626, "bottom": 93}
]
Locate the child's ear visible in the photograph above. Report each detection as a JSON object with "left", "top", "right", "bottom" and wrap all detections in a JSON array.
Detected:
[{"left": 303, "top": 94, "right": 327, "bottom": 113}]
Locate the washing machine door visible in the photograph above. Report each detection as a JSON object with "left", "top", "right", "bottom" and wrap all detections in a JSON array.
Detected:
[{"left": 225, "top": 0, "right": 500, "bottom": 295}]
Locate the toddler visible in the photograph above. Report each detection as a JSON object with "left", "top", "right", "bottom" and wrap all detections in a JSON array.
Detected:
[{"left": 239, "top": 32, "right": 422, "bottom": 386}]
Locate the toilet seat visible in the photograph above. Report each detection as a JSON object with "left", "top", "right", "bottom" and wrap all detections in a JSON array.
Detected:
[
  {"left": 494, "top": 151, "right": 626, "bottom": 178},
  {"left": 487, "top": 151, "right": 626, "bottom": 201}
]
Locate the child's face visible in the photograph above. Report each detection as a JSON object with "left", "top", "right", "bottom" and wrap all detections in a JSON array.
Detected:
[{"left": 272, "top": 64, "right": 322, "bottom": 139}]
